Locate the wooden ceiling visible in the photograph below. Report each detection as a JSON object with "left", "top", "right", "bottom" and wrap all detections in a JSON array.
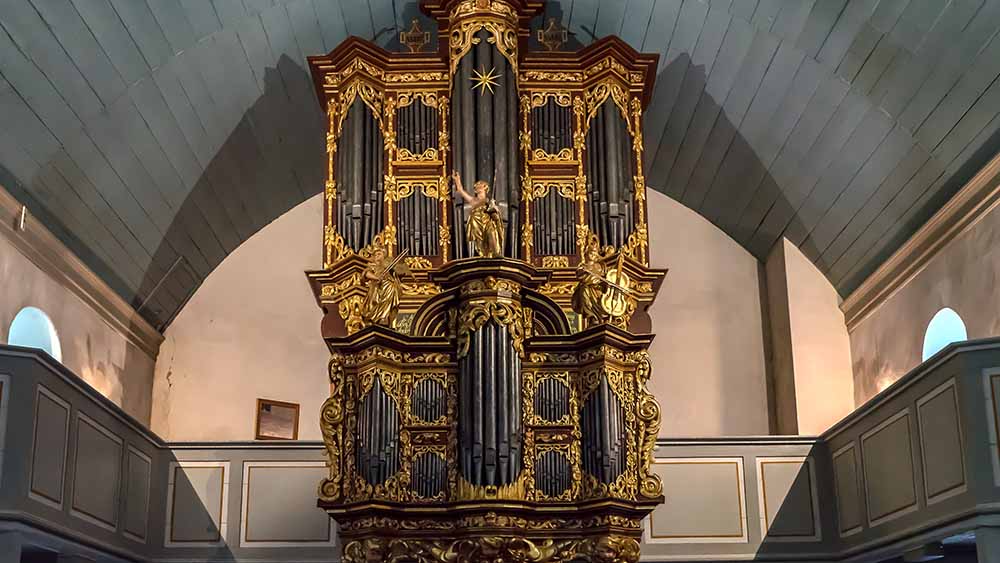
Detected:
[{"left": 1, "top": 0, "right": 999, "bottom": 329}]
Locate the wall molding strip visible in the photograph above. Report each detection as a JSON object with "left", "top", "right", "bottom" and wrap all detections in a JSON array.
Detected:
[
  {"left": 842, "top": 151, "right": 1000, "bottom": 331},
  {"left": 0, "top": 184, "right": 162, "bottom": 358}
]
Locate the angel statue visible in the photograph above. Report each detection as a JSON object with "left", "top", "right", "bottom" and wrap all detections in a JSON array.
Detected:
[
  {"left": 452, "top": 170, "right": 504, "bottom": 258},
  {"left": 573, "top": 233, "right": 609, "bottom": 325},
  {"left": 361, "top": 244, "right": 412, "bottom": 328}
]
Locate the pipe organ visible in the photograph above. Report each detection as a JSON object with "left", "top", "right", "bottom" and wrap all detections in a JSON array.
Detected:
[{"left": 307, "top": 1, "right": 668, "bottom": 561}]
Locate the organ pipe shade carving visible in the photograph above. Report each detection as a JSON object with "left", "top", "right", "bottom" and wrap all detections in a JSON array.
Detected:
[
  {"left": 585, "top": 100, "right": 636, "bottom": 249},
  {"left": 335, "top": 99, "right": 386, "bottom": 251},
  {"left": 450, "top": 30, "right": 521, "bottom": 259}
]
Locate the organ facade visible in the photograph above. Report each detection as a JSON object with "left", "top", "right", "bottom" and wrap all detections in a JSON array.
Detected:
[{"left": 306, "top": 1, "right": 668, "bottom": 560}]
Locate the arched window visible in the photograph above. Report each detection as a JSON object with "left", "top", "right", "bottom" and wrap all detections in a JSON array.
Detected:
[
  {"left": 8, "top": 306, "right": 62, "bottom": 362},
  {"left": 922, "top": 307, "right": 967, "bottom": 361}
]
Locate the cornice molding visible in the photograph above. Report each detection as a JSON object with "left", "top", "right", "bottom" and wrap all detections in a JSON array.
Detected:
[
  {"left": 841, "top": 151, "right": 1000, "bottom": 332},
  {"left": 0, "top": 185, "right": 163, "bottom": 358}
]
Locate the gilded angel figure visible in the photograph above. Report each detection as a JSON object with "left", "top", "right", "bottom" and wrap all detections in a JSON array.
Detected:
[{"left": 452, "top": 170, "right": 504, "bottom": 258}]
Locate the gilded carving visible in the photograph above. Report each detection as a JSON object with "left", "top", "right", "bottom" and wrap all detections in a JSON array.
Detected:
[
  {"left": 341, "top": 535, "right": 642, "bottom": 563},
  {"left": 531, "top": 147, "right": 574, "bottom": 162},
  {"left": 319, "top": 356, "right": 345, "bottom": 501},
  {"left": 397, "top": 147, "right": 440, "bottom": 162},
  {"left": 455, "top": 299, "right": 529, "bottom": 358},
  {"left": 404, "top": 256, "right": 434, "bottom": 270},
  {"left": 448, "top": 3, "right": 518, "bottom": 78},
  {"left": 540, "top": 256, "right": 570, "bottom": 269},
  {"left": 520, "top": 70, "right": 584, "bottom": 82},
  {"left": 452, "top": 171, "right": 504, "bottom": 258}
]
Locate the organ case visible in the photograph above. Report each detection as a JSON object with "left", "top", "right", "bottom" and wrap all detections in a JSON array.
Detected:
[{"left": 306, "top": 1, "right": 668, "bottom": 561}]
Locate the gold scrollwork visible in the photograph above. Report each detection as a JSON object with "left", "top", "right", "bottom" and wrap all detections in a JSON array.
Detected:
[
  {"left": 583, "top": 80, "right": 631, "bottom": 136},
  {"left": 455, "top": 300, "right": 529, "bottom": 359},
  {"left": 397, "top": 91, "right": 440, "bottom": 109},
  {"left": 531, "top": 147, "right": 574, "bottom": 162},
  {"left": 387, "top": 179, "right": 439, "bottom": 201},
  {"left": 386, "top": 72, "right": 448, "bottom": 83},
  {"left": 319, "top": 356, "right": 345, "bottom": 501},
  {"left": 528, "top": 180, "right": 576, "bottom": 202},
  {"left": 540, "top": 256, "right": 570, "bottom": 269},
  {"left": 403, "top": 256, "right": 434, "bottom": 270},
  {"left": 530, "top": 91, "right": 573, "bottom": 108},
  {"left": 341, "top": 535, "right": 642, "bottom": 563},
  {"left": 397, "top": 147, "right": 440, "bottom": 162},
  {"left": 520, "top": 70, "right": 584, "bottom": 82},
  {"left": 448, "top": 1, "right": 518, "bottom": 78},
  {"left": 459, "top": 276, "right": 521, "bottom": 296}
]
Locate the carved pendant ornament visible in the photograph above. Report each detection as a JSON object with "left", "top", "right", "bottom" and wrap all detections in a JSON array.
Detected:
[{"left": 306, "top": 0, "right": 666, "bottom": 560}]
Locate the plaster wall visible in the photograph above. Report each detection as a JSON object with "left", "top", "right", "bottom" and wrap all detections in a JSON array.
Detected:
[
  {"left": 0, "top": 228, "right": 155, "bottom": 423},
  {"left": 150, "top": 194, "right": 329, "bottom": 441},
  {"left": 849, "top": 199, "right": 1000, "bottom": 404},
  {"left": 152, "top": 189, "right": 771, "bottom": 440},
  {"left": 646, "top": 190, "right": 770, "bottom": 436},
  {"left": 781, "top": 239, "right": 854, "bottom": 435}
]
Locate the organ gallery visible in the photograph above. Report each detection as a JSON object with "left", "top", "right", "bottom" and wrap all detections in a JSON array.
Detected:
[{"left": 306, "top": 0, "right": 668, "bottom": 560}]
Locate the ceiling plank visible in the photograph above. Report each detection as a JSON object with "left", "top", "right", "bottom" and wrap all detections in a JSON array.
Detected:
[
  {"left": 785, "top": 104, "right": 895, "bottom": 250},
  {"left": 713, "top": 40, "right": 807, "bottom": 237},
  {"left": 805, "top": 123, "right": 915, "bottom": 262},
  {"left": 29, "top": 0, "right": 127, "bottom": 107},
  {"left": 109, "top": 0, "right": 172, "bottom": 71},
  {"left": 646, "top": 4, "right": 731, "bottom": 189},
  {"left": 641, "top": 0, "right": 709, "bottom": 173},
  {"left": 147, "top": 0, "right": 198, "bottom": 56},
  {"left": 683, "top": 28, "right": 780, "bottom": 212},
  {"left": 617, "top": 0, "right": 654, "bottom": 47},
  {"left": 660, "top": 15, "right": 754, "bottom": 200},
  {"left": 181, "top": 0, "right": 222, "bottom": 40},
  {"left": 734, "top": 57, "right": 825, "bottom": 239},
  {"left": 820, "top": 141, "right": 929, "bottom": 274}
]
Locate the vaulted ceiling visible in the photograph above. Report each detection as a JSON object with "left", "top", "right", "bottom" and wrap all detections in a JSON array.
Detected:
[{"left": 2, "top": 0, "right": 999, "bottom": 329}]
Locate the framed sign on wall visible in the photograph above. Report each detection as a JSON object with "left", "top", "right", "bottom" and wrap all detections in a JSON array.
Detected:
[{"left": 254, "top": 399, "right": 300, "bottom": 441}]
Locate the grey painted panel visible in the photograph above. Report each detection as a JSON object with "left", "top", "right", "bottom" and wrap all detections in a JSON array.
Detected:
[
  {"left": 832, "top": 445, "right": 862, "bottom": 534},
  {"left": 124, "top": 449, "right": 151, "bottom": 540},
  {"left": 650, "top": 461, "right": 745, "bottom": 539},
  {"left": 917, "top": 383, "right": 965, "bottom": 500},
  {"left": 244, "top": 465, "right": 330, "bottom": 543},
  {"left": 861, "top": 412, "right": 917, "bottom": 524},
  {"left": 760, "top": 460, "right": 815, "bottom": 537},
  {"left": 30, "top": 388, "right": 69, "bottom": 506},
  {"left": 72, "top": 416, "right": 123, "bottom": 527},
  {"left": 170, "top": 465, "right": 225, "bottom": 543}
]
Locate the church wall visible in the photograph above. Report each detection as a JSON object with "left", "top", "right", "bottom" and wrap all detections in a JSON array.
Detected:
[
  {"left": 150, "top": 194, "right": 329, "bottom": 441},
  {"left": 0, "top": 209, "right": 157, "bottom": 424},
  {"left": 151, "top": 189, "right": 771, "bottom": 440},
  {"left": 848, "top": 197, "right": 1000, "bottom": 405},
  {"left": 779, "top": 239, "right": 855, "bottom": 435},
  {"left": 646, "top": 190, "right": 771, "bottom": 437}
]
